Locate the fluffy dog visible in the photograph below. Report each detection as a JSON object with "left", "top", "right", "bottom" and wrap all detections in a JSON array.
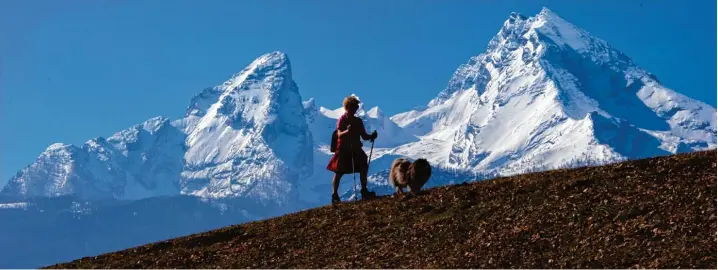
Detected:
[{"left": 389, "top": 158, "right": 432, "bottom": 195}]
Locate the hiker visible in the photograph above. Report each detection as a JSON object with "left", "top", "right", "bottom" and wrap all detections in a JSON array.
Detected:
[{"left": 327, "top": 95, "right": 378, "bottom": 204}]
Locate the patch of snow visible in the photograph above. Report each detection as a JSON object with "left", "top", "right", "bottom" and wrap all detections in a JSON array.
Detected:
[{"left": 0, "top": 202, "right": 29, "bottom": 209}]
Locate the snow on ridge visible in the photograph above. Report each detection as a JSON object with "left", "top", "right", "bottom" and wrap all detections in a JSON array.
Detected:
[
  {"left": 302, "top": 98, "right": 316, "bottom": 110},
  {"left": 0, "top": 202, "right": 29, "bottom": 209},
  {"left": 142, "top": 116, "right": 170, "bottom": 134},
  {"left": 531, "top": 7, "right": 591, "bottom": 52},
  {"left": 219, "top": 51, "right": 290, "bottom": 93},
  {"left": 318, "top": 106, "right": 343, "bottom": 119},
  {"left": 45, "top": 143, "right": 75, "bottom": 152},
  {"left": 367, "top": 106, "right": 383, "bottom": 118}
]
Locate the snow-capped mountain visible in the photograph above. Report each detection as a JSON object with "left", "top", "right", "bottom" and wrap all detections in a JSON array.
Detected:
[
  {"left": 1, "top": 117, "right": 186, "bottom": 201},
  {"left": 389, "top": 8, "right": 716, "bottom": 175},
  {"left": 2, "top": 52, "right": 313, "bottom": 206},
  {"left": 180, "top": 52, "right": 313, "bottom": 205}
]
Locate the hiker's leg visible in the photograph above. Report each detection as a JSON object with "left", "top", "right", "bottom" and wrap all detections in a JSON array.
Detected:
[
  {"left": 332, "top": 173, "right": 343, "bottom": 195},
  {"left": 360, "top": 170, "right": 368, "bottom": 190}
]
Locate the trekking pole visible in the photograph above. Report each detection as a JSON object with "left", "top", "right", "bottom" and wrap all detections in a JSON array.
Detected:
[
  {"left": 349, "top": 125, "right": 357, "bottom": 201},
  {"left": 367, "top": 134, "right": 375, "bottom": 170}
]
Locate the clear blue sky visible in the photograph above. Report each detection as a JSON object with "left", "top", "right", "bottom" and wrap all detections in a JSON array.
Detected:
[{"left": 1, "top": 0, "right": 716, "bottom": 185}]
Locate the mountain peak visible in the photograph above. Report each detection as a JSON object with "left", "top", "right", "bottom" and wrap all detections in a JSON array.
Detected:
[
  {"left": 253, "top": 51, "right": 290, "bottom": 70},
  {"left": 46, "top": 143, "right": 74, "bottom": 152},
  {"left": 508, "top": 12, "right": 527, "bottom": 21},
  {"left": 142, "top": 116, "right": 170, "bottom": 134},
  {"left": 367, "top": 106, "right": 384, "bottom": 119},
  {"left": 302, "top": 98, "right": 316, "bottom": 110},
  {"left": 184, "top": 52, "right": 293, "bottom": 119},
  {"left": 192, "top": 51, "right": 300, "bottom": 129},
  {"left": 494, "top": 7, "right": 592, "bottom": 54},
  {"left": 530, "top": 8, "right": 593, "bottom": 52},
  {"left": 537, "top": 7, "right": 560, "bottom": 19},
  {"left": 219, "top": 51, "right": 292, "bottom": 94}
]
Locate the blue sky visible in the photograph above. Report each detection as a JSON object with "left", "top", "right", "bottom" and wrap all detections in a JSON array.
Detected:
[{"left": 1, "top": 0, "right": 716, "bottom": 185}]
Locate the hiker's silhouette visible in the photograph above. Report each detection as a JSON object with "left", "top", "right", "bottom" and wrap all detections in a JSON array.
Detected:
[{"left": 326, "top": 95, "right": 378, "bottom": 203}]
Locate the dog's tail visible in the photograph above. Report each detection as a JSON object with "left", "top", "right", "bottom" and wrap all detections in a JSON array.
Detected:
[{"left": 389, "top": 158, "right": 409, "bottom": 187}]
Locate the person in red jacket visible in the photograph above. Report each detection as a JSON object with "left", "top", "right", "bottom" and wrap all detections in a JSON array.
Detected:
[{"left": 327, "top": 95, "right": 378, "bottom": 204}]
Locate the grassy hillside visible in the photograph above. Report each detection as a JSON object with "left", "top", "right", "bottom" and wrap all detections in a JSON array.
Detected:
[{"left": 47, "top": 150, "right": 717, "bottom": 269}]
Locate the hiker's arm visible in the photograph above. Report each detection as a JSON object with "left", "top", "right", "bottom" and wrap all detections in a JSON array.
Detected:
[
  {"left": 358, "top": 122, "right": 374, "bottom": 140},
  {"left": 337, "top": 127, "right": 351, "bottom": 137},
  {"left": 360, "top": 131, "right": 373, "bottom": 140},
  {"left": 361, "top": 127, "right": 378, "bottom": 141},
  {"left": 360, "top": 129, "right": 370, "bottom": 140},
  {"left": 336, "top": 116, "right": 351, "bottom": 137},
  {"left": 361, "top": 130, "right": 378, "bottom": 141}
]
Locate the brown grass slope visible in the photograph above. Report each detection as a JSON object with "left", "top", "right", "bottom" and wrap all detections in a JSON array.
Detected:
[{"left": 47, "top": 150, "right": 717, "bottom": 269}]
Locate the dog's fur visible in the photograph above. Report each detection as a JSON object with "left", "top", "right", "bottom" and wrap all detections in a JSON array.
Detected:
[{"left": 389, "top": 158, "right": 432, "bottom": 195}]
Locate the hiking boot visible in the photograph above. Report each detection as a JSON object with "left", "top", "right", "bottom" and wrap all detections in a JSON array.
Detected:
[
  {"left": 331, "top": 193, "right": 341, "bottom": 204},
  {"left": 360, "top": 188, "right": 377, "bottom": 200}
]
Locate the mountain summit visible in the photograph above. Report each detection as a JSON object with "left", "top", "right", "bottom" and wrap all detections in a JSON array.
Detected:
[
  {"left": 389, "top": 7, "right": 716, "bottom": 174},
  {"left": 181, "top": 51, "right": 313, "bottom": 203}
]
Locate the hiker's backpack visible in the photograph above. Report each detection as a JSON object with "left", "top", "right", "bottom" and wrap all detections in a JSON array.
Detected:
[{"left": 330, "top": 130, "right": 338, "bottom": 152}]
